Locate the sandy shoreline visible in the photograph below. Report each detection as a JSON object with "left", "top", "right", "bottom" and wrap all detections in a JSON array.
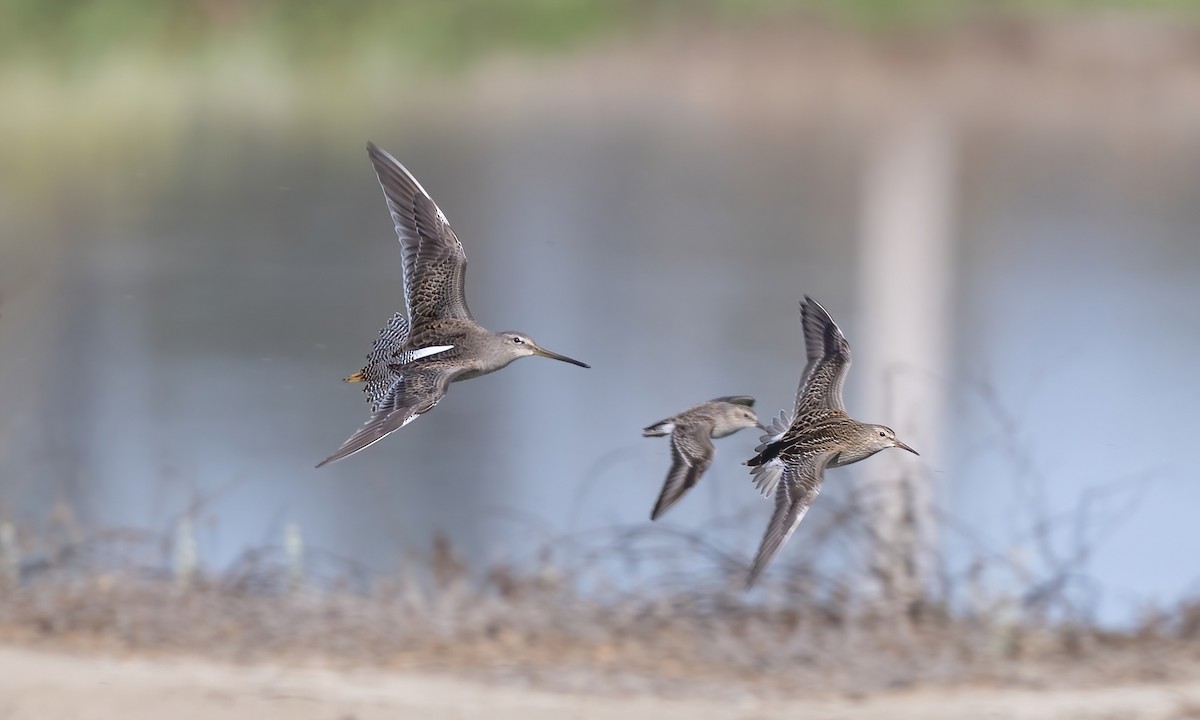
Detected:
[{"left": 0, "top": 644, "right": 1198, "bottom": 720}]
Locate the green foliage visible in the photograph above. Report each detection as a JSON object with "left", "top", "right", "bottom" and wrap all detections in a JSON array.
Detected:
[
  {"left": 1, "top": 0, "right": 1197, "bottom": 71},
  {"left": 0, "top": 0, "right": 633, "bottom": 70}
]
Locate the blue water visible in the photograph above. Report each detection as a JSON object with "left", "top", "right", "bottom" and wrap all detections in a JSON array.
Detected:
[{"left": 0, "top": 118, "right": 1196, "bottom": 624}]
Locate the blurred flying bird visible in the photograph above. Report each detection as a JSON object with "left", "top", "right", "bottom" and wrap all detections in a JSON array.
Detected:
[
  {"left": 318, "top": 143, "right": 589, "bottom": 468},
  {"left": 744, "top": 296, "right": 918, "bottom": 587},
  {"left": 642, "top": 396, "right": 763, "bottom": 520}
]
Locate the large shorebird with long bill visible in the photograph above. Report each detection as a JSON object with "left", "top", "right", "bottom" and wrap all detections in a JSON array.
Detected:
[
  {"left": 318, "top": 143, "right": 589, "bottom": 468},
  {"left": 744, "top": 296, "right": 918, "bottom": 587}
]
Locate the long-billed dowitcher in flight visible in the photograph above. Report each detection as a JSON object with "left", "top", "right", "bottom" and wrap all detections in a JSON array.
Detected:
[
  {"left": 642, "top": 397, "right": 764, "bottom": 520},
  {"left": 743, "top": 296, "right": 917, "bottom": 587},
  {"left": 317, "top": 143, "right": 589, "bottom": 468}
]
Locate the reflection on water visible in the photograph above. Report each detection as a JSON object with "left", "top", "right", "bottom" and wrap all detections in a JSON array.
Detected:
[{"left": 0, "top": 116, "right": 1197, "bottom": 621}]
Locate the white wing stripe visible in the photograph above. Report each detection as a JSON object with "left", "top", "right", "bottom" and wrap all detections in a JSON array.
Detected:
[{"left": 409, "top": 344, "right": 454, "bottom": 360}]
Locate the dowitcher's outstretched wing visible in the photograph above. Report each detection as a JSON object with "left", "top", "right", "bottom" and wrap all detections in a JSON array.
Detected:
[
  {"left": 366, "top": 142, "right": 472, "bottom": 333},
  {"left": 745, "top": 451, "right": 832, "bottom": 588},
  {"left": 793, "top": 296, "right": 852, "bottom": 415},
  {"left": 317, "top": 365, "right": 455, "bottom": 467},
  {"left": 650, "top": 419, "right": 716, "bottom": 520}
]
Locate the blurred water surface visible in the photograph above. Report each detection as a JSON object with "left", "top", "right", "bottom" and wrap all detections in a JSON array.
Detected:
[{"left": 0, "top": 108, "right": 1197, "bottom": 622}]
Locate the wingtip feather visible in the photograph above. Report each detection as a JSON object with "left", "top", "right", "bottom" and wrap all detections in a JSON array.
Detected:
[{"left": 365, "top": 141, "right": 436, "bottom": 204}]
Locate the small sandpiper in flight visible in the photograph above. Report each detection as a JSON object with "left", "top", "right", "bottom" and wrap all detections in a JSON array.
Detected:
[
  {"left": 318, "top": 143, "right": 589, "bottom": 468},
  {"left": 642, "top": 396, "right": 764, "bottom": 520},
  {"left": 744, "top": 296, "right": 918, "bottom": 587}
]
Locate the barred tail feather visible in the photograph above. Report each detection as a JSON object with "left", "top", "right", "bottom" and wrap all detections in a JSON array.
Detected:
[{"left": 357, "top": 312, "right": 410, "bottom": 408}]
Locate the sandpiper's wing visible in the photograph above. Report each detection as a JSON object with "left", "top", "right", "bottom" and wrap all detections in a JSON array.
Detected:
[
  {"left": 317, "top": 365, "right": 455, "bottom": 467},
  {"left": 366, "top": 142, "right": 472, "bottom": 334},
  {"left": 711, "top": 395, "right": 755, "bottom": 407},
  {"left": 649, "top": 419, "right": 716, "bottom": 520},
  {"left": 744, "top": 451, "right": 833, "bottom": 588},
  {"left": 793, "top": 296, "right": 852, "bottom": 414}
]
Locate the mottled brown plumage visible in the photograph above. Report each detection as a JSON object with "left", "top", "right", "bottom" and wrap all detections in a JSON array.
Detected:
[
  {"left": 318, "top": 143, "right": 589, "bottom": 468},
  {"left": 642, "top": 396, "right": 763, "bottom": 520},
  {"left": 743, "top": 296, "right": 918, "bottom": 588}
]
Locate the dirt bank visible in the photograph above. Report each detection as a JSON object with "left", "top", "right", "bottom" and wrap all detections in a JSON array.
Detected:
[{"left": 2, "top": 645, "right": 1199, "bottom": 720}]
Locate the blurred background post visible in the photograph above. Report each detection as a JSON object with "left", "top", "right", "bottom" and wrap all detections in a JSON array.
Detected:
[{"left": 857, "top": 111, "right": 955, "bottom": 615}]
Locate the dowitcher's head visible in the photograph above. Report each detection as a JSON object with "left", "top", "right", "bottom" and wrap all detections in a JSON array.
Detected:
[{"left": 495, "top": 331, "right": 590, "bottom": 370}]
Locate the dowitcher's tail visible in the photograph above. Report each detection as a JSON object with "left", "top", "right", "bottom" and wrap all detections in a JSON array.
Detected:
[{"left": 349, "top": 311, "right": 410, "bottom": 409}]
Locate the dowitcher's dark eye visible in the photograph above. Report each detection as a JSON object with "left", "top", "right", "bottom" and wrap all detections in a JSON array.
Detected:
[
  {"left": 512, "top": 336, "right": 523, "bottom": 344},
  {"left": 879, "top": 431, "right": 886, "bottom": 437}
]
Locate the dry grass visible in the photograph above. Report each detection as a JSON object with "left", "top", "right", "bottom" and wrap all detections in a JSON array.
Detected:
[{"left": 0, "top": 484, "right": 1196, "bottom": 698}]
